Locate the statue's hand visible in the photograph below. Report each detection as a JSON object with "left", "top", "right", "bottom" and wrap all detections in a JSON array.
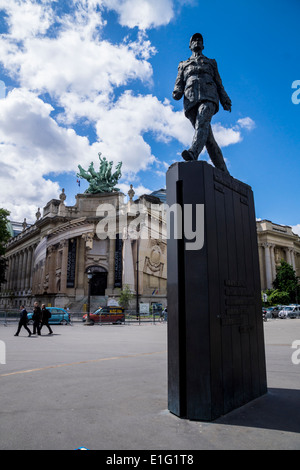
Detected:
[
  {"left": 223, "top": 102, "right": 232, "bottom": 112},
  {"left": 172, "top": 90, "right": 183, "bottom": 101}
]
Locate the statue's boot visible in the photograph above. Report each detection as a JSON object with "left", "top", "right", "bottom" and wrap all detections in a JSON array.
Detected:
[
  {"left": 182, "top": 103, "right": 230, "bottom": 175},
  {"left": 186, "top": 104, "right": 211, "bottom": 161},
  {"left": 182, "top": 149, "right": 195, "bottom": 161},
  {"left": 206, "top": 126, "right": 230, "bottom": 175}
]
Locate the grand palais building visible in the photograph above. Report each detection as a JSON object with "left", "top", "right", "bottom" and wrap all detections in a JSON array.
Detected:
[{"left": 1, "top": 187, "right": 299, "bottom": 311}]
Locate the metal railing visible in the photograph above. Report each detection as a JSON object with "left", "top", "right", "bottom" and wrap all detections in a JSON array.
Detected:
[
  {"left": 0, "top": 310, "right": 20, "bottom": 326},
  {"left": 0, "top": 309, "right": 167, "bottom": 326},
  {"left": 70, "top": 310, "right": 167, "bottom": 325}
]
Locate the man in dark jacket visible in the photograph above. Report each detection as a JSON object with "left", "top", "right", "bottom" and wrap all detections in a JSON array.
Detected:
[
  {"left": 14, "top": 305, "right": 32, "bottom": 337},
  {"left": 173, "top": 33, "right": 231, "bottom": 173},
  {"left": 32, "top": 301, "right": 42, "bottom": 335},
  {"left": 40, "top": 304, "right": 53, "bottom": 335}
]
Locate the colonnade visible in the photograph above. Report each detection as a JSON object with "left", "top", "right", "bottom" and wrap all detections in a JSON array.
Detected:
[
  {"left": 259, "top": 242, "right": 298, "bottom": 289},
  {"left": 5, "top": 244, "right": 37, "bottom": 294},
  {"left": 2, "top": 233, "right": 117, "bottom": 300},
  {"left": 3, "top": 240, "right": 299, "bottom": 295}
]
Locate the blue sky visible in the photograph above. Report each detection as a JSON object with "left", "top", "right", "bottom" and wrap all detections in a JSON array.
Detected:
[{"left": 0, "top": 0, "right": 299, "bottom": 234}]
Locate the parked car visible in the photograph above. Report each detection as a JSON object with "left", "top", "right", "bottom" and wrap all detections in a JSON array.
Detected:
[
  {"left": 278, "top": 305, "right": 300, "bottom": 319},
  {"left": 266, "top": 306, "right": 282, "bottom": 318},
  {"left": 27, "top": 307, "right": 71, "bottom": 325},
  {"left": 82, "top": 306, "right": 125, "bottom": 325}
]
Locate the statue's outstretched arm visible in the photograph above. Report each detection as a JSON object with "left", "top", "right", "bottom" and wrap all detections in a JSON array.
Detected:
[
  {"left": 173, "top": 62, "right": 184, "bottom": 101},
  {"left": 212, "top": 59, "right": 231, "bottom": 111},
  {"left": 77, "top": 165, "right": 91, "bottom": 181}
]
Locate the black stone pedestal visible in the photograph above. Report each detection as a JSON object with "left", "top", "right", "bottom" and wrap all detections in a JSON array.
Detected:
[{"left": 167, "top": 161, "right": 267, "bottom": 421}]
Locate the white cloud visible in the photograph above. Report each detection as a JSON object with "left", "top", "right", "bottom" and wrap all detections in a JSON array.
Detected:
[
  {"left": 0, "top": 1, "right": 255, "bottom": 223},
  {"left": 0, "top": 87, "right": 255, "bottom": 221},
  {"left": 212, "top": 122, "right": 243, "bottom": 147},
  {"left": 103, "top": 0, "right": 175, "bottom": 29},
  {"left": 237, "top": 117, "right": 256, "bottom": 131},
  {"left": 0, "top": 88, "right": 93, "bottom": 167},
  {"left": 0, "top": 80, "right": 6, "bottom": 98},
  {"left": 292, "top": 225, "right": 300, "bottom": 237},
  {"left": 94, "top": 92, "right": 191, "bottom": 173},
  {"left": 0, "top": 24, "right": 154, "bottom": 100},
  {"left": 94, "top": 92, "right": 251, "bottom": 175},
  {"left": 118, "top": 183, "right": 152, "bottom": 198},
  {"left": 0, "top": 0, "right": 53, "bottom": 40},
  {"left": 0, "top": 88, "right": 95, "bottom": 221}
]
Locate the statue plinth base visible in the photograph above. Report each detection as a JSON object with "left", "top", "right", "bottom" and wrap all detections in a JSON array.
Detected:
[{"left": 167, "top": 161, "right": 267, "bottom": 421}]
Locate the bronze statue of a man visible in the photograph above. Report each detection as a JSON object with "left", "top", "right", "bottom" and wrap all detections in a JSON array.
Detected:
[{"left": 173, "top": 33, "right": 231, "bottom": 174}]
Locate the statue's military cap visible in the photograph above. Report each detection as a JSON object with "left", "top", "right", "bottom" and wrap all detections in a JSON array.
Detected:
[{"left": 189, "top": 33, "right": 203, "bottom": 46}]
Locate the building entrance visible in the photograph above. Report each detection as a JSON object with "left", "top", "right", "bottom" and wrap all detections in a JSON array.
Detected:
[{"left": 90, "top": 272, "right": 108, "bottom": 296}]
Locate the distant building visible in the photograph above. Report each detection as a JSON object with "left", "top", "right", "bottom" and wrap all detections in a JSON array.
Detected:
[
  {"left": 1, "top": 189, "right": 299, "bottom": 310},
  {"left": 0, "top": 189, "right": 167, "bottom": 311},
  {"left": 256, "top": 219, "right": 300, "bottom": 290},
  {"left": 150, "top": 189, "right": 166, "bottom": 203},
  {"left": 6, "top": 220, "right": 30, "bottom": 238}
]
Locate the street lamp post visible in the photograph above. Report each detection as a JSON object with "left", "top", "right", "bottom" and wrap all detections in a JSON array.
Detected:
[
  {"left": 136, "top": 236, "right": 140, "bottom": 325},
  {"left": 85, "top": 269, "right": 93, "bottom": 326}
]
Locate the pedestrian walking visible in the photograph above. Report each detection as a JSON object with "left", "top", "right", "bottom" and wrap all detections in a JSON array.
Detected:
[
  {"left": 14, "top": 305, "right": 32, "bottom": 337},
  {"left": 40, "top": 304, "right": 53, "bottom": 335},
  {"left": 159, "top": 309, "right": 164, "bottom": 323},
  {"left": 32, "top": 301, "right": 42, "bottom": 335}
]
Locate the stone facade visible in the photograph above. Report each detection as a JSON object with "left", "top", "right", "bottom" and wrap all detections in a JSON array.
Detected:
[
  {"left": 257, "top": 219, "right": 300, "bottom": 290},
  {"left": 1, "top": 190, "right": 167, "bottom": 311},
  {"left": 1, "top": 190, "right": 299, "bottom": 309}
]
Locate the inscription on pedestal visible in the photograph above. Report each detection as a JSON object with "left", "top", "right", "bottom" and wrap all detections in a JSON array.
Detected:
[{"left": 214, "top": 173, "right": 249, "bottom": 196}]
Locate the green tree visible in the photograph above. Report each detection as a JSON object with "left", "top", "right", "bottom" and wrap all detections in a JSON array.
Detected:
[
  {"left": 118, "top": 284, "right": 134, "bottom": 310},
  {"left": 273, "top": 260, "right": 299, "bottom": 303},
  {"left": 267, "top": 289, "right": 290, "bottom": 306},
  {"left": 0, "top": 208, "right": 11, "bottom": 285}
]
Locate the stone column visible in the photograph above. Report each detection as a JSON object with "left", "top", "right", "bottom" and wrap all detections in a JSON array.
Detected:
[
  {"left": 74, "top": 237, "right": 84, "bottom": 298},
  {"left": 263, "top": 243, "right": 273, "bottom": 290},
  {"left": 290, "top": 249, "right": 296, "bottom": 270},
  {"left": 29, "top": 244, "right": 37, "bottom": 291},
  {"left": 31, "top": 254, "right": 37, "bottom": 294},
  {"left": 122, "top": 234, "right": 135, "bottom": 292},
  {"left": 11, "top": 256, "right": 16, "bottom": 291},
  {"left": 270, "top": 244, "right": 276, "bottom": 281},
  {"left": 59, "top": 240, "right": 68, "bottom": 293},
  {"left": 285, "top": 247, "right": 292, "bottom": 265},
  {"left": 13, "top": 254, "right": 20, "bottom": 292},
  {"left": 4, "top": 256, "right": 9, "bottom": 290},
  {"left": 47, "top": 245, "right": 57, "bottom": 293},
  {"left": 21, "top": 249, "right": 28, "bottom": 292},
  {"left": 257, "top": 244, "right": 265, "bottom": 289},
  {"left": 20, "top": 251, "right": 25, "bottom": 290},
  {"left": 107, "top": 238, "right": 116, "bottom": 291},
  {"left": 25, "top": 248, "right": 32, "bottom": 291},
  {"left": 7, "top": 256, "right": 13, "bottom": 290},
  {"left": 16, "top": 251, "right": 23, "bottom": 292}
]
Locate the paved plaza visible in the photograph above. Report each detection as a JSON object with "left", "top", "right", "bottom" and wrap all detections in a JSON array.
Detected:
[{"left": 0, "top": 318, "right": 299, "bottom": 450}]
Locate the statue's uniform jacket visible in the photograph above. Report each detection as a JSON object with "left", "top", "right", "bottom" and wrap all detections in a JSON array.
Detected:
[{"left": 173, "top": 55, "right": 231, "bottom": 121}]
